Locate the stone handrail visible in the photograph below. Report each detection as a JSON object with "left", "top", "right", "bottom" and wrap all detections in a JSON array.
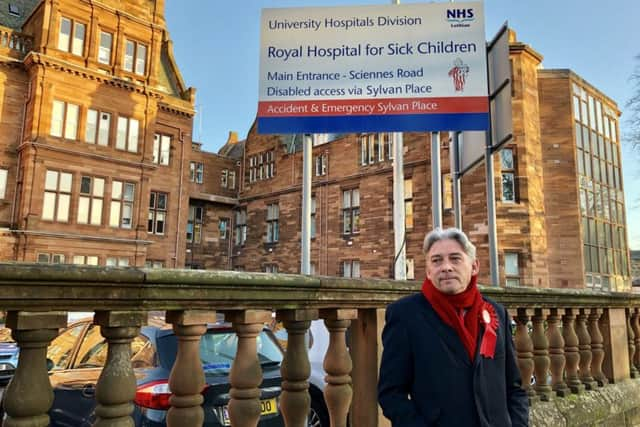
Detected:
[
  {"left": 0, "top": 263, "right": 639, "bottom": 426},
  {"left": 0, "top": 25, "right": 32, "bottom": 60}
]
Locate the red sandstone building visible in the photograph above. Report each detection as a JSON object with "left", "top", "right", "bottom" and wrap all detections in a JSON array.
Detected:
[
  {"left": 0, "top": 0, "right": 237, "bottom": 269},
  {"left": 231, "top": 31, "right": 632, "bottom": 291}
]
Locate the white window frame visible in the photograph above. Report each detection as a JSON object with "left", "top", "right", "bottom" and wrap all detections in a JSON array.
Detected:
[
  {"left": 85, "top": 109, "right": 111, "bottom": 146},
  {"left": 500, "top": 148, "right": 516, "bottom": 203},
  {"left": 266, "top": 203, "right": 279, "bottom": 243},
  {"left": 342, "top": 260, "right": 361, "bottom": 278},
  {"left": 116, "top": 116, "right": 139, "bottom": 152},
  {"left": 123, "top": 39, "right": 147, "bottom": 75},
  {"left": 148, "top": 191, "right": 167, "bottom": 235},
  {"left": 58, "top": 17, "right": 85, "bottom": 56},
  {"left": 0, "top": 168, "right": 7, "bottom": 199},
  {"left": 235, "top": 208, "right": 247, "bottom": 245},
  {"left": 50, "top": 100, "right": 79, "bottom": 140},
  {"left": 98, "top": 31, "right": 113, "bottom": 65},
  {"left": 42, "top": 170, "right": 72, "bottom": 222},
  {"left": 110, "top": 180, "right": 135, "bottom": 228},
  {"left": 505, "top": 252, "right": 520, "bottom": 286},
  {"left": 153, "top": 134, "right": 171, "bottom": 165},
  {"left": 78, "top": 176, "right": 104, "bottom": 225}
]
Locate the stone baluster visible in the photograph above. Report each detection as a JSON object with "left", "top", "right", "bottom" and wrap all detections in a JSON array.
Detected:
[
  {"left": 588, "top": 309, "right": 607, "bottom": 387},
  {"left": 277, "top": 309, "right": 318, "bottom": 427},
  {"left": 532, "top": 308, "right": 552, "bottom": 401},
  {"left": 93, "top": 310, "right": 147, "bottom": 427},
  {"left": 3, "top": 311, "right": 67, "bottom": 427},
  {"left": 512, "top": 308, "right": 537, "bottom": 403},
  {"left": 224, "top": 310, "right": 272, "bottom": 427},
  {"left": 546, "top": 308, "right": 570, "bottom": 397},
  {"left": 320, "top": 309, "right": 357, "bottom": 427},
  {"left": 627, "top": 308, "right": 639, "bottom": 379},
  {"left": 576, "top": 309, "right": 598, "bottom": 389},
  {"left": 562, "top": 308, "right": 585, "bottom": 394},
  {"left": 632, "top": 309, "right": 640, "bottom": 373},
  {"left": 166, "top": 310, "right": 216, "bottom": 427}
]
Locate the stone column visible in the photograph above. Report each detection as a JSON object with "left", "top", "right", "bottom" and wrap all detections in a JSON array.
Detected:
[
  {"left": 632, "top": 309, "right": 640, "bottom": 373},
  {"left": 576, "top": 309, "right": 598, "bottom": 389},
  {"left": 532, "top": 308, "right": 552, "bottom": 401},
  {"left": 512, "top": 308, "right": 537, "bottom": 403},
  {"left": 224, "top": 309, "right": 272, "bottom": 427},
  {"left": 93, "top": 310, "right": 147, "bottom": 427},
  {"left": 562, "top": 308, "right": 585, "bottom": 394},
  {"left": 319, "top": 308, "right": 357, "bottom": 427},
  {"left": 599, "top": 308, "right": 630, "bottom": 383},
  {"left": 277, "top": 309, "right": 318, "bottom": 427},
  {"left": 546, "top": 308, "right": 569, "bottom": 397},
  {"left": 166, "top": 310, "right": 216, "bottom": 427},
  {"left": 588, "top": 309, "right": 607, "bottom": 386},
  {"left": 3, "top": 311, "right": 67, "bottom": 427},
  {"left": 627, "top": 308, "right": 639, "bottom": 379}
]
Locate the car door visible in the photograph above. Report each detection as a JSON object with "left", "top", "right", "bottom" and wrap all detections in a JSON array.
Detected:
[{"left": 49, "top": 323, "right": 102, "bottom": 427}]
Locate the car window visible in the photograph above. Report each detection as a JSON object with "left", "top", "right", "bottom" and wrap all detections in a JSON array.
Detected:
[
  {"left": 157, "top": 330, "right": 283, "bottom": 375},
  {"left": 47, "top": 323, "right": 86, "bottom": 370},
  {"left": 75, "top": 325, "right": 156, "bottom": 368}
]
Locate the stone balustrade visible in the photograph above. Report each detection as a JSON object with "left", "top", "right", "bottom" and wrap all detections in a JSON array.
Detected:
[
  {"left": 0, "top": 264, "right": 639, "bottom": 426},
  {"left": 0, "top": 25, "right": 32, "bottom": 59}
]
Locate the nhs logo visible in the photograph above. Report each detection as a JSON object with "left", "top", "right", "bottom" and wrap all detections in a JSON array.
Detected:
[{"left": 446, "top": 8, "right": 475, "bottom": 27}]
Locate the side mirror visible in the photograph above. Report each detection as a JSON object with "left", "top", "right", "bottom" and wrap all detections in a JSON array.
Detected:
[{"left": 46, "top": 358, "right": 54, "bottom": 372}]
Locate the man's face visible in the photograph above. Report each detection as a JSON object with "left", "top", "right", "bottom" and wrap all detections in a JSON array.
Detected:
[{"left": 425, "top": 238, "right": 479, "bottom": 295}]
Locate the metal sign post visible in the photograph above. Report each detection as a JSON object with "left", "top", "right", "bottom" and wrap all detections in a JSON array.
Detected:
[{"left": 301, "top": 134, "right": 313, "bottom": 275}]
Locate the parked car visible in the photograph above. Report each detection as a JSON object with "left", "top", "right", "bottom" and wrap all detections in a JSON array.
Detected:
[
  {"left": 0, "top": 317, "right": 322, "bottom": 426},
  {"left": 0, "top": 327, "right": 18, "bottom": 385}
]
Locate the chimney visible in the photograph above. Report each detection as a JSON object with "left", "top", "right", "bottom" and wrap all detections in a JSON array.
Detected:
[{"left": 227, "top": 131, "right": 239, "bottom": 145}]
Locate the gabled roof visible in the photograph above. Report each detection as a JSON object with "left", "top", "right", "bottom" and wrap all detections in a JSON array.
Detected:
[{"left": 0, "top": 0, "right": 40, "bottom": 30}]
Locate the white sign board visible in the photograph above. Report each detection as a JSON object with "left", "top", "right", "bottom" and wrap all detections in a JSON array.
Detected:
[{"left": 258, "top": 2, "right": 488, "bottom": 134}]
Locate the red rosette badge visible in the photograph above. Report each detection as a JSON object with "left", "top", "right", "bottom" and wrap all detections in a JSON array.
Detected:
[{"left": 479, "top": 302, "right": 499, "bottom": 359}]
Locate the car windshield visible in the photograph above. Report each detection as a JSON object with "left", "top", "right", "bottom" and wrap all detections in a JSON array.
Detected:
[{"left": 157, "top": 329, "right": 283, "bottom": 375}]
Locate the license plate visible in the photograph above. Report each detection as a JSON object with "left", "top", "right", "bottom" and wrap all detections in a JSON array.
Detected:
[{"left": 222, "top": 398, "right": 278, "bottom": 425}]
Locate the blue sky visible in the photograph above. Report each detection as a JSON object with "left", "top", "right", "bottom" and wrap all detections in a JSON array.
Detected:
[{"left": 165, "top": 0, "right": 639, "bottom": 249}]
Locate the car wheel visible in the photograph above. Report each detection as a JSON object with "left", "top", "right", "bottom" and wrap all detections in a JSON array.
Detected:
[{"left": 308, "top": 396, "right": 330, "bottom": 427}]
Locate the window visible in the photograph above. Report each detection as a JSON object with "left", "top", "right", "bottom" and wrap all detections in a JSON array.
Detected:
[
  {"left": 228, "top": 171, "right": 236, "bottom": 189},
  {"left": 106, "top": 257, "right": 129, "bottom": 267},
  {"left": 58, "top": 17, "right": 85, "bottom": 56},
  {"left": 144, "top": 260, "right": 164, "bottom": 268},
  {"left": 110, "top": 180, "right": 135, "bottom": 228},
  {"left": 311, "top": 197, "right": 317, "bottom": 238},
  {"left": 78, "top": 176, "right": 104, "bottom": 225},
  {"left": 360, "top": 133, "right": 393, "bottom": 165},
  {"left": 148, "top": 192, "right": 167, "bottom": 235},
  {"left": 189, "top": 162, "right": 203, "bottom": 183},
  {"left": 248, "top": 150, "right": 275, "bottom": 183},
  {"left": 504, "top": 252, "right": 520, "bottom": 286},
  {"left": 500, "top": 148, "right": 516, "bottom": 202},
  {"left": 266, "top": 203, "right": 279, "bottom": 243},
  {"left": 153, "top": 134, "right": 170, "bottom": 165},
  {"left": 98, "top": 31, "right": 112, "bottom": 65},
  {"left": 219, "top": 218, "right": 229, "bottom": 240},
  {"left": 404, "top": 178, "right": 413, "bottom": 230},
  {"left": 406, "top": 258, "right": 415, "bottom": 280},
  {"left": 221, "top": 170, "right": 228, "bottom": 188},
  {"left": 186, "top": 205, "right": 203, "bottom": 244},
  {"left": 264, "top": 264, "right": 278, "bottom": 273},
  {"left": 85, "top": 109, "right": 111, "bottom": 146},
  {"left": 42, "top": 170, "right": 72, "bottom": 222},
  {"left": 37, "top": 253, "right": 65, "bottom": 264},
  {"left": 342, "top": 260, "right": 360, "bottom": 278},
  {"left": 266, "top": 151, "right": 275, "bottom": 178},
  {"left": 116, "top": 117, "right": 139, "bottom": 152},
  {"left": 0, "top": 168, "right": 7, "bottom": 199},
  {"left": 235, "top": 208, "right": 247, "bottom": 245},
  {"left": 443, "top": 173, "right": 453, "bottom": 210},
  {"left": 342, "top": 189, "right": 360, "bottom": 235},
  {"left": 8, "top": 3, "right": 19, "bottom": 17},
  {"left": 123, "top": 40, "right": 147, "bottom": 75},
  {"left": 72, "top": 255, "right": 98, "bottom": 265},
  {"left": 50, "top": 100, "right": 79, "bottom": 139},
  {"left": 315, "top": 153, "right": 327, "bottom": 176}
]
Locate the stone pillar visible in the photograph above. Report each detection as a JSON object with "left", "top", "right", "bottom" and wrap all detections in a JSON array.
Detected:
[
  {"left": 632, "top": 309, "right": 640, "bottom": 372},
  {"left": 350, "top": 308, "right": 390, "bottom": 427},
  {"left": 588, "top": 309, "right": 607, "bottom": 387},
  {"left": 600, "top": 308, "right": 631, "bottom": 383},
  {"left": 224, "top": 310, "right": 272, "bottom": 427},
  {"left": 319, "top": 308, "right": 357, "bottom": 427},
  {"left": 576, "top": 309, "right": 597, "bottom": 389},
  {"left": 512, "top": 308, "right": 537, "bottom": 403},
  {"left": 532, "top": 308, "right": 552, "bottom": 401},
  {"left": 93, "top": 310, "right": 147, "bottom": 427},
  {"left": 546, "top": 308, "right": 569, "bottom": 397},
  {"left": 166, "top": 310, "right": 216, "bottom": 427},
  {"left": 3, "top": 311, "right": 67, "bottom": 427},
  {"left": 277, "top": 309, "right": 318, "bottom": 427},
  {"left": 627, "top": 309, "right": 639, "bottom": 379},
  {"left": 562, "top": 308, "right": 585, "bottom": 394}
]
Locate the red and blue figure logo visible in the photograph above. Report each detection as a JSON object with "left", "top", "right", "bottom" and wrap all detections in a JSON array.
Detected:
[{"left": 448, "top": 58, "right": 470, "bottom": 92}]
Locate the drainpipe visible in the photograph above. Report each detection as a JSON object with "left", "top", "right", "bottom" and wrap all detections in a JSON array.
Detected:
[
  {"left": 11, "top": 79, "right": 31, "bottom": 228},
  {"left": 174, "top": 128, "right": 186, "bottom": 268}
]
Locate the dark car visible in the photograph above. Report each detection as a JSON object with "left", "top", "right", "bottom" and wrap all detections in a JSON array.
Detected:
[{"left": 3, "top": 318, "right": 287, "bottom": 426}]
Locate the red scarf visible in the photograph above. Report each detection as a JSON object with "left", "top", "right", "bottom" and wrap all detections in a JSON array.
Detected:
[{"left": 421, "top": 275, "right": 483, "bottom": 361}]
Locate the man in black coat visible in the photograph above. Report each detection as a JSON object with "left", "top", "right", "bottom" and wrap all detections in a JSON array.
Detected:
[{"left": 378, "top": 228, "right": 528, "bottom": 426}]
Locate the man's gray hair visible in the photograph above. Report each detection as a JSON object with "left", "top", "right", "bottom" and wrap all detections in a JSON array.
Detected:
[{"left": 422, "top": 227, "right": 476, "bottom": 260}]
